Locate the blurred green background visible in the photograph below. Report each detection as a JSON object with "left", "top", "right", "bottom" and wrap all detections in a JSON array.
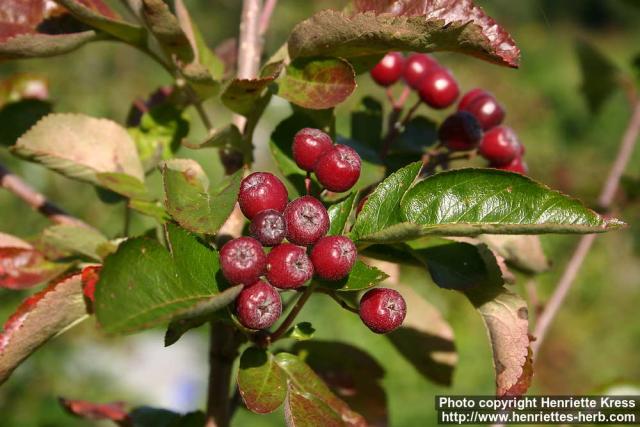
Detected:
[{"left": 1, "top": 0, "right": 640, "bottom": 426}]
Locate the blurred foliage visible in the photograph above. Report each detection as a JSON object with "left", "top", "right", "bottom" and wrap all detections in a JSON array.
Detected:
[{"left": 1, "top": 0, "right": 640, "bottom": 426}]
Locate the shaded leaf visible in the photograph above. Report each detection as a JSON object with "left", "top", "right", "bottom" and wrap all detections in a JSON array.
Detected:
[
  {"left": 140, "top": 0, "right": 192, "bottom": 63},
  {"left": 335, "top": 136, "right": 386, "bottom": 195},
  {"left": 12, "top": 113, "right": 144, "bottom": 185},
  {"left": 350, "top": 96, "right": 383, "bottom": 149},
  {"left": 284, "top": 322, "right": 315, "bottom": 341},
  {"left": 221, "top": 62, "right": 283, "bottom": 116},
  {"left": 328, "top": 193, "right": 356, "bottom": 236},
  {"left": 0, "top": 99, "right": 52, "bottom": 147},
  {"left": 129, "top": 407, "right": 206, "bottom": 427},
  {"left": 277, "top": 57, "right": 356, "bottom": 110},
  {"left": 317, "top": 260, "right": 388, "bottom": 292},
  {"left": 478, "top": 234, "right": 550, "bottom": 274},
  {"left": 396, "top": 115, "right": 438, "bottom": 154},
  {"left": 0, "top": 31, "right": 101, "bottom": 60},
  {"left": 162, "top": 159, "right": 243, "bottom": 235},
  {"left": 238, "top": 347, "right": 287, "bottom": 414},
  {"left": 41, "top": 224, "right": 108, "bottom": 261},
  {"left": 576, "top": 39, "right": 620, "bottom": 114},
  {"left": 0, "top": 273, "right": 88, "bottom": 384},
  {"left": 183, "top": 124, "right": 252, "bottom": 162}
]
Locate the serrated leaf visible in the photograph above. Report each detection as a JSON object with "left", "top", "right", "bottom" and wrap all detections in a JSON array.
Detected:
[
  {"left": 0, "top": 99, "right": 52, "bottom": 147},
  {"left": 13, "top": 113, "right": 144, "bottom": 185},
  {"left": 277, "top": 57, "right": 356, "bottom": 110},
  {"left": 95, "top": 224, "right": 232, "bottom": 334},
  {"left": 317, "top": 260, "right": 388, "bottom": 292},
  {"left": 221, "top": 63, "right": 283, "bottom": 116},
  {"left": 162, "top": 159, "right": 243, "bottom": 235},
  {"left": 238, "top": 347, "right": 287, "bottom": 414},
  {"left": 328, "top": 193, "right": 356, "bottom": 236},
  {"left": 478, "top": 234, "right": 550, "bottom": 274},
  {"left": 289, "top": 3, "right": 520, "bottom": 68},
  {"left": 576, "top": 39, "right": 620, "bottom": 114},
  {"left": 0, "top": 273, "right": 88, "bottom": 384},
  {"left": 41, "top": 225, "right": 108, "bottom": 261}
]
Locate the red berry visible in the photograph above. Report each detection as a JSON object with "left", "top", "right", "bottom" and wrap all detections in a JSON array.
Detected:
[
  {"left": 418, "top": 67, "right": 459, "bottom": 109},
  {"left": 238, "top": 172, "right": 288, "bottom": 220},
  {"left": 284, "top": 196, "right": 329, "bottom": 246},
  {"left": 403, "top": 53, "right": 439, "bottom": 89},
  {"left": 458, "top": 88, "right": 485, "bottom": 111},
  {"left": 494, "top": 156, "right": 528, "bottom": 175},
  {"left": 220, "top": 237, "right": 266, "bottom": 285},
  {"left": 292, "top": 128, "right": 334, "bottom": 172},
  {"left": 310, "top": 236, "right": 357, "bottom": 281},
  {"left": 235, "top": 279, "right": 282, "bottom": 330},
  {"left": 249, "top": 209, "right": 286, "bottom": 247},
  {"left": 266, "top": 243, "right": 313, "bottom": 289},
  {"left": 439, "top": 111, "right": 483, "bottom": 151},
  {"left": 314, "top": 145, "right": 361, "bottom": 193},
  {"left": 370, "top": 52, "right": 405, "bottom": 87},
  {"left": 359, "top": 288, "right": 406, "bottom": 334},
  {"left": 479, "top": 126, "right": 521, "bottom": 166},
  {"left": 459, "top": 90, "right": 505, "bottom": 130}
]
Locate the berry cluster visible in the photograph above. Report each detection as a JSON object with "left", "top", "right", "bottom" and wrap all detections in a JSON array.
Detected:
[
  {"left": 222, "top": 132, "right": 406, "bottom": 334},
  {"left": 370, "top": 52, "right": 528, "bottom": 174}
]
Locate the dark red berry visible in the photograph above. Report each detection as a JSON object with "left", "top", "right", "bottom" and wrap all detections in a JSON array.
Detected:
[
  {"left": 238, "top": 172, "right": 288, "bottom": 220},
  {"left": 494, "top": 156, "right": 528, "bottom": 175},
  {"left": 235, "top": 279, "right": 282, "bottom": 330},
  {"left": 479, "top": 126, "right": 521, "bottom": 166},
  {"left": 458, "top": 88, "right": 485, "bottom": 111},
  {"left": 370, "top": 52, "right": 404, "bottom": 87},
  {"left": 359, "top": 288, "right": 406, "bottom": 334},
  {"left": 418, "top": 67, "right": 459, "bottom": 109},
  {"left": 314, "top": 145, "right": 361, "bottom": 193},
  {"left": 292, "top": 128, "right": 334, "bottom": 172},
  {"left": 310, "top": 236, "right": 357, "bottom": 281},
  {"left": 439, "top": 111, "right": 483, "bottom": 151},
  {"left": 266, "top": 243, "right": 313, "bottom": 289},
  {"left": 284, "top": 196, "right": 330, "bottom": 246},
  {"left": 403, "top": 53, "right": 439, "bottom": 89},
  {"left": 220, "top": 237, "right": 266, "bottom": 285},
  {"left": 249, "top": 209, "right": 286, "bottom": 247},
  {"left": 459, "top": 90, "right": 505, "bottom": 130}
]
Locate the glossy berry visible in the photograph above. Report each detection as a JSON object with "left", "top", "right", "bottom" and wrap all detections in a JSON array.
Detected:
[
  {"left": 439, "top": 111, "right": 483, "bottom": 151},
  {"left": 458, "top": 88, "right": 486, "bottom": 111},
  {"left": 403, "top": 53, "right": 439, "bottom": 89},
  {"left": 310, "top": 236, "right": 357, "bottom": 281},
  {"left": 418, "top": 67, "right": 459, "bottom": 109},
  {"left": 459, "top": 89, "right": 505, "bottom": 130},
  {"left": 238, "top": 172, "right": 288, "bottom": 220},
  {"left": 220, "top": 237, "right": 266, "bottom": 285},
  {"left": 235, "top": 279, "right": 282, "bottom": 330},
  {"left": 266, "top": 243, "right": 314, "bottom": 289},
  {"left": 370, "top": 52, "right": 404, "bottom": 87},
  {"left": 494, "top": 156, "right": 528, "bottom": 175},
  {"left": 359, "top": 288, "right": 407, "bottom": 334},
  {"left": 249, "top": 209, "right": 286, "bottom": 247},
  {"left": 479, "top": 126, "right": 521, "bottom": 166},
  {"left": 284, "top": 196, "right": 329, "bottom": 246},
  {"left": 314, "top": 145, "right": 361, "bottom": 193},
  {"left": 292, "top": 128, "right": 334, "bottom": 172}
]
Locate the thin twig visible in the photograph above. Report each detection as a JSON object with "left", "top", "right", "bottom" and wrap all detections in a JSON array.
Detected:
[
  {"left": 0, "top": 163, "right": 91, "bottom": 229},
  {"left": 533, "top": 99, "right": 640, "bottom": 356},
  {"left": 270, "top": 282, "right": 318, "bottom": 343},
  {"left": 316, "top": 289, "right": 359, "bottom": 314},
  {"left": 258, "top": 0, "right": 277, "bottom": 37}
]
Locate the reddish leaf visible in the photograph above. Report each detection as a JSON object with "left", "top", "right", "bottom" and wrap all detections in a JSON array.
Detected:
[
  {"left": 81, "top": 265, "right": 101, "bottom": 304},
  {"left": 0, "top": 273, "right": 88, "bottom": 384},
  {"left": 502, "top": 339, "right": 534, "bottom": 396},
  {"left": 59, "top": 398, "right": 130, "bottom": 425},
  {"left": 352, "top": 0, "right": 520, "bottom": 67}
]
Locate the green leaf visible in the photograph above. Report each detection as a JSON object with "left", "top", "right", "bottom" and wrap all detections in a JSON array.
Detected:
[
  {"left": 0, "top": 274, "right": 88, "bottom": 385},
  {"left": 95, "top": 224, "right": 232, "bottom": 334},
  {"left": 12, "top": 113, "right": 144, "bottom": 185},
  {"left": 0, "top": 31, "right": 102, "bottom": 61},
  {"left": 238, "top": 348, "right": 287, "bottom": 414},
  {"left": 576, "top": 40, "right": 620, "bottom": 114},
  {"left": 221, "top": 63, "right": 283, "bottom": 116},
  {"left": 288, "top": 6, "right": 520, "bottom": 68},
  {"left": 327, "top": 193, "right": 356, "bottom": 236},
  {"left": 183, "top": 124, "right": 252, "bottom": 162},
  {"left": 350, "top": 161, "right": 422, "bottom": 242},
  {"left": 277, "top": 57, "right": 356, "bottom": 110},
  {"left": 96, "top": 172, "right": 151, "bottom": 200},
  {"left": 284, "top": 322, "right": 316, "bottom": 341},
  {"left": 140, "top": 0, "right": 193, "bottom": 63},
  {"left": 350, "top": 96, "right": 383, "bottom": 149},
  {"left": 162, "top": 159, "right": 243, "bottom": 235},
  {"left": 477, "top": 234, "right": 550, "bottom": 274},
  {"left": 42, "top": 225, "right": 109, "bottom": 261},
  {"left": 129, "top": 199, "right": 170, "bottom": 223},
  {"left": 317, "top": 260, "right": 388, "bottom": 292},
  {"left": 0, "top": 100, "right": 51, "bottom": 147}
]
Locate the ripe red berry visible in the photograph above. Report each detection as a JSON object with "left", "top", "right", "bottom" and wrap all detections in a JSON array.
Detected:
[
  {"left": 284, "top": 196, "right": 329, "bottom": 246},
  {"left": 314, "top": 145, "right": 361, "bottom": 193},
  {"left": 292, "top": 128, "right": 333, "bottom": 172},
  {"left": 359, "top": 288, "right": 407, "bottom": 334},
  {"left": 249, "top": 209, "right": 286, "bottom": 247},
  {"left": 235, "top": 279, "right": 282, "bottom": 330},
  {"left": 370, "top": 52, "right": 405, "bottom": 87},
  {"left": 403, "top": 53, "right": 439, "bottom": 89},
  {"left": 266, "top": 243, "right": 313, "bottom": 289},
  {"left": 439, "top": 111, "right": 483, "bottom": 151},
  {"left": 459, "top": 90, "right": 505, "bottom": 130},
  {"left": 418, "top": 67, "right": 459, "bottom": 109},
  {"left": 458, "top": 88, "right": 485, "bottom": 111},
  {"left": 493, "top": 156, "right": 528, "bottom": 175},
  {"left": 220, "top": 237, "right": 266, "bottom": 285},
  {"left": 479, "top": 126, "right": 521, "bottom": 166},
  {"left": 238, "top": 172, "right": 288, "bottom": 220},
  {"left": 310, "top": 236, "right": 357, "bottom": 281}
]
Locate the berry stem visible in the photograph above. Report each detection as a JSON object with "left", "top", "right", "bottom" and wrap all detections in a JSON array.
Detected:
[
  {"left": 269, "top": 282, "right": 318, "bottom": 343},
  {"left": 305, "top": 172, "right": 311, "bottom": 195},
  {"left": 316, "top": 289, "right": 359, "bottom": 314},
  {"left": 400, "top": 98, "right": 422, "bottom": 127}
]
